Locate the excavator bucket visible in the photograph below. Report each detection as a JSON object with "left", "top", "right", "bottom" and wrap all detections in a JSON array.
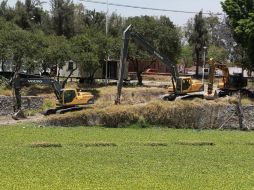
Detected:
[{"left": 12, "top": 110, "right": 27, "bottom": 120}]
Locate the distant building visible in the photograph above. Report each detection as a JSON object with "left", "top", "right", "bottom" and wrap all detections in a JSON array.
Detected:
[{"left": 58, "top": 60, "right": 128, "bottom": 80}]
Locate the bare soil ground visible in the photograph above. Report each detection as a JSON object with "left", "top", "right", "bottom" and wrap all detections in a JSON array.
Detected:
[{"left": 0, "top": 114, "right": 43, "bottom": 126}]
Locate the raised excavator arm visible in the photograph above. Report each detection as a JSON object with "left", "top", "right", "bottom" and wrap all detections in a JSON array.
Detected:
[
  {"left": 208, "top": 59, "right": 247, "bottom": 96},
  {"left": 12, "top": 73, "right": 94, "bottom": 118},
  {"left": 116, "top": 25, "right": 178, "bottom": 104},
  {"left": 12, "top": 74, "right": 62, "bottom": 111},
  {"left": 208, "top": 59, "right": 230, "bottom": 95},
  {"left": 116, "top": 25, "right": 204, "bottom": 104}
]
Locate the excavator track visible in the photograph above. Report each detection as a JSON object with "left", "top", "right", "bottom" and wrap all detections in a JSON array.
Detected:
[
  {"left": 161, "top": 92, "right": 204, "bottom": 101},
  {"left": 44, "top": 107, "right": 83, "bottom": 115}
]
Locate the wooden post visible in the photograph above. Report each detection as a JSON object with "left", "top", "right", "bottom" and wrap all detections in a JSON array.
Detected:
[{"left": 236, "top": 91, "right": 245, "bottom": 130}]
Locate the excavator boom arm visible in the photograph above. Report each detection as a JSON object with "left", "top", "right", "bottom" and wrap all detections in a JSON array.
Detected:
[
  {"left": 116, "top": 25, "right": 178, "bottom": 104},
  {"left": 12, "top": 76, "right": 62, "bottom": 110}
]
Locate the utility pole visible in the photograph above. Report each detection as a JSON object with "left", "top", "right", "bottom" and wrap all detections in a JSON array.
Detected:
[
  {"left": 202, "top": 46, "right": 207, "bottom": 84},
  {"left": 105, "top": 0, "right": 109, "bottom": 85}
]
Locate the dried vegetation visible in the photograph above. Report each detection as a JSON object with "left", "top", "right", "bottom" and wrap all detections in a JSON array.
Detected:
[{"left": 42, "top": 97, "right": 238, "bottom": 129}]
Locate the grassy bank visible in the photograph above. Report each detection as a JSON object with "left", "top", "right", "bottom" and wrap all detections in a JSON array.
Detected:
[{"left": 0, "top": 124, "right": 254, "bottom": 189}]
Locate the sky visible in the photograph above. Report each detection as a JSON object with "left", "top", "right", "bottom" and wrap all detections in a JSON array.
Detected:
[{"left": 8, "top": 0, "right": 225, "bottom": 26}]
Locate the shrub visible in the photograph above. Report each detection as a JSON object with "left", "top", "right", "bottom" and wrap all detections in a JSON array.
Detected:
[{"left": 100, "top": 106, "right": 139, "bottom": 128}]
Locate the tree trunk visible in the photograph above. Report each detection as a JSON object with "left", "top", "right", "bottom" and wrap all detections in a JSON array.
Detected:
[
  {"left": 236, "top": 92, "right": 245, "bottom": 130},
  {"left": 137, "top": 71, "right": 143, "bottom": 86},
  {"left": 195, "top": 51, "right": 199, "bottom": 78},
  {"left": 57, "top": 68, "right": 61, "bottom": 82},
  {"left": 1, "top": 55, "right": 4, "bottom": 72}
]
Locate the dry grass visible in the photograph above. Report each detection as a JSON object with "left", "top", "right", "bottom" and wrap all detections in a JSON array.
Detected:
[
  {"left": 0, "top": 88, "right": 12, "bottom": 96},
  {"left": 75, "top": 142, "right": 117, "bottom": 147},
  {"left": 30, "top": 142, "right": 62, "bottom": 148},
  {"left": 175, "top": 141, "right": 215, "bottom": 146},
  {"left": 142, "top": 74, "right": 171, "bottom": 82},
  {"left": 94, "top": 86, "right": 168, "bottom": 108},
  {"left": 42, "top": 99, "right": 234, "bottom": 129},
  {"left": 144, "top": 142, "right": 168, "bottom": 146}
]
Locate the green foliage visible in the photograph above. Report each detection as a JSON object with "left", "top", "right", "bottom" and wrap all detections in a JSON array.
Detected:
[
  {"left": 70, "top": 34, "right": 99, "bottom": 79},
  {"left": 126, "top": 16, "right": 181, "bottom": 63},
  {"left": 0, "top": 125, "right": 254, "bottom": 189},
  {"left": 222, "top": 0, "right": 254, "bottom": 47},
  {"left": 0, "top": 76, "right": 9, "bottom": 89},
  {"left": 208, "top": 45, "right": 228, "bottom": 61},
  {"left": 188, "top": 11, "right": 209, "bottom": 77},
  {"left": 42, "top": 34, "right": 71, "bottom": 72},
  {"left": 179, "top": 45, "right": 193, "bottom": 68},
  {"left": 222, "top": 0, "right": 254, "bottom": 70},
  {"left": 51, "top": 0, "right": 75, "bottom": 38}
]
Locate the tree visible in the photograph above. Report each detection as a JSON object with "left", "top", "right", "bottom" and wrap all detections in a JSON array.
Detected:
[
  {"left": 188, "top": 11, "right": 209, "bottom": 78},
  {"left": 13, "top": 0, "right": 44, "bottom": 30},
  {"left": 0, "top": 28, "right": 39, "bottom": 73},
  {"left": 41, "top": 35, "right": 71, "bottom": 82},
  {"left": 84, "top": 9, "right": 106, "bottom": 32},
  {"left": 108, "top": 12, "right": 124, "bottom": 37},
  {"left": 178, "top": 45, "right": 193, "bottom": 74},
  {"left": 73, "top": 3, "right": 86, "bottom": 35},
  {"left": 222, "top": 0, "right": 254, "bottom": 71},
  {"left": 0, "top": 19, "right": 19, "bottom": 71},
  {"left": 70, "top": 34, "right": 98, "bottom": 84},
  {"left": 126, "top": 16, "right": 181, "bottom": 85},
  {"left": 0, "top": 0, "right": 15, "bottom": 21},
  {"left": 208, "top": 45, "right": 228, "bottom": 61},
  {"left": 51, "top": 0, "right": 75, "bottom": 38}
]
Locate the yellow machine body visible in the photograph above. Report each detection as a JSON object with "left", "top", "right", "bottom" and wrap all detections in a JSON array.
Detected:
[
  {"left": 168, "top": 77, "right": 204, "bottom": 94},
  {"left": 57, "top": 88, "right": 94, "bottom": 107}
]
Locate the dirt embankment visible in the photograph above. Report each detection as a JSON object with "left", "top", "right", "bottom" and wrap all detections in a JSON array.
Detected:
[{"left": 40, "top": 99, "right": 254, "bottom": 130}]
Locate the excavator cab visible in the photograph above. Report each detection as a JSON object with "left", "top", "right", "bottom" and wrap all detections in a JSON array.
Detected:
[
  {"left": 175, "top": 77, "right": 204, "bottom": 94},
  {"left": 176, "top": 78, "right": 190, "bottom": 93},
  {"left": 58, "top": 88, "right": 94, "bottom": 107}
]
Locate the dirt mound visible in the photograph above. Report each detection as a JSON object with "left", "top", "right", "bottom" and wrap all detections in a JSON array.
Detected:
[{"left": 40, "top": 98, "right": 254, "bottom": 129}]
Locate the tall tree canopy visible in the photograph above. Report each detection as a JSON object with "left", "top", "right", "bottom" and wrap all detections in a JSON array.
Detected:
[
  {"left": 125, "top": 16, "right": 181, "bottom": 85},
  {"left": 222, "top": 0, "right": 254, "bottom": 71},
  {"left": 187, "top": 11, "right": 208, "bottom": 77}
]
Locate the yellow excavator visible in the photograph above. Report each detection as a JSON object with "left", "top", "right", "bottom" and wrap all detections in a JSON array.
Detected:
[
  {"left": 115, "top": 25, "right": 204, "bottom": 103},
  {"left": 207, "top": 58, "right": 250, "bottom": 97},
  {"left": 12, "top": 73, "right": 94, "bottom": 119}
]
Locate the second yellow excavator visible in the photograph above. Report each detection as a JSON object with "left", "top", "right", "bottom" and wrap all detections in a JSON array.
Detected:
[{"left": 207, "top": 58, "right": 249, "bottom": 97}]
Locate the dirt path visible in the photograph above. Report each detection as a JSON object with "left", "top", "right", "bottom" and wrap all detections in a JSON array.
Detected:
[{"left": 0, "top": 114, "right": 44, "bottom": 126}]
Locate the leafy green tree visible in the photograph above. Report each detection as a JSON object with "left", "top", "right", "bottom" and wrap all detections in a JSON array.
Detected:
[
  {"left": 208, "top": 45, "right": 228, "bottom": 61},
  {"left": 188, "top": 11, "right": 209, "bottom": 77},
  {"left": 108, "top": 12, "right": 124, "bottom": 37},
  {"left": 51, "top": 0, "right": 75, "bottom": 38},
  {"left": 126, "top": 16, "right": 181, "bottom": 85},
  {"left": 73, "top": 3, "right": 86, "bottom": 35},
  {"left": 222, "top": 0, "right": 254, "bottom": 71},
  {"left": 179, "top": 45, "right": 193, "bottom": 73},
  {"left": 41, "top": 35, "right": 71, "bottom": 82},
  {"left": 0, "top": 0, "right": 15, "bottom": 21},
  {"left": 70, "top": 34, "right": 98, "bottom": 84},
  {"left": 13, "top": 0, "right": 44, "bottom": 30},
  {"left": 0, "top": 27, "right": 39, "bottom": 73},
  {"left": 0, "top": 19, "right": 19, "bottom": 71},
  {"left": 84, "top": 9, "right": 106, "bottom": 32}
]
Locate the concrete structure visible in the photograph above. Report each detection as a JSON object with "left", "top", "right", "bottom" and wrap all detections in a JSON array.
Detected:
[{"left": 58, "top": 60, "right": 128, "bottom": 81}]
